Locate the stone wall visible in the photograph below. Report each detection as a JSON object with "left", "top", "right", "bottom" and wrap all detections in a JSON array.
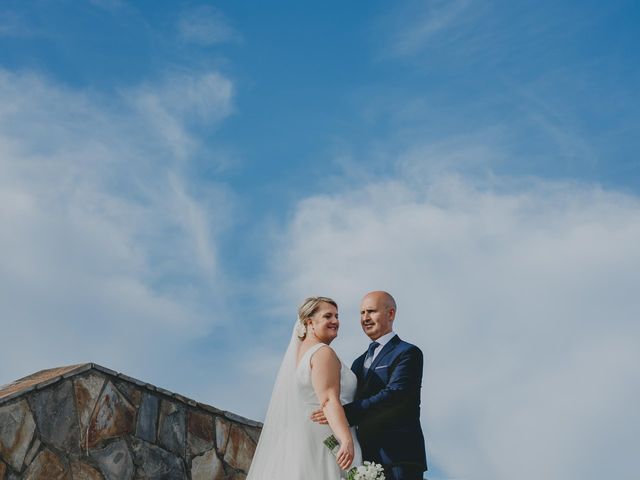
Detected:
[{"left": 0, "top": 364, "right": 261, "bottom": 479}]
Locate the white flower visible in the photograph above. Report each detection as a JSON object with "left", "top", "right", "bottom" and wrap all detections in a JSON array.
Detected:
[
  {"left": 348, "top": 461, "right": 385, "bottom": 480},
  {"left": 295, "top": 320, "right": 306, "bottom": 338}
]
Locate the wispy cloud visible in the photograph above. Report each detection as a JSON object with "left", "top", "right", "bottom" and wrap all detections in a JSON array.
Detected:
[
  {"left": 377, "top": 0, "right": 591, "bottom": 75},
  {"left": 0, "top": 11, "right": 35, "bottom": 38},
  {"left": 89, "top": 0, "right": 126, "bottom": 11},
  {"left": 387, "top": 0, "right": 473, "bottom": 57},
  {"left": 0, "top": 68, "right": 234, "bottom": 389},
  {"left": 129, "top": 71, "right": 234, "bottom": 161},
  {"left": 178, "top": 6, "right": 241, "bottom": 46},
  {"left": 513, "top": 82, "right": 598, "bottom": 170}
]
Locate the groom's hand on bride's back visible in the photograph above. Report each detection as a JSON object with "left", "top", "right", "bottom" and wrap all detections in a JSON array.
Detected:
[{"left": 310, "top": 405, "right": 328, "bottom": 424}]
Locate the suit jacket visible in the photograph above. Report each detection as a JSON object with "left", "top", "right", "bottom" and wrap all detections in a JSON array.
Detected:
[{"left": 344, "top": 335, "right": 427, "bottom": 471}]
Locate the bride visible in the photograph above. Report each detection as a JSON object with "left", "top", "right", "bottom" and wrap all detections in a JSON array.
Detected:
[{"left": 247, "top": 296, "right": 363, "bottom": 479}]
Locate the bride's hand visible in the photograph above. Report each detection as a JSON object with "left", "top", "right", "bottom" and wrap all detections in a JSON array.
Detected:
[
  {"left": 335, "top": 440, "right": 354, "bottom": 471},
  {"left": 310, "top": 407, "right": 328, "bottom": 424}
]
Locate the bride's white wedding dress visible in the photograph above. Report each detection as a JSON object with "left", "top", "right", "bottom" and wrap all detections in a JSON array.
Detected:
[
  {"left": 247, "top": 328, "right": 362, "bottom": 480},
  {"left": 295, "top": 343, "right": 363, "bottom": 477}
]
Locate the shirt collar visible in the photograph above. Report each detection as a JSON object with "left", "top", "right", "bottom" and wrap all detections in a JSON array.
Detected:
[{"left": 373, "top": 331, "right": 396, "bottom": 348}]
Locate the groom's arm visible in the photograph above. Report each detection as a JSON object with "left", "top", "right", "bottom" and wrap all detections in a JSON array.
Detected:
[{"left": 343, "top": 346, "right": 423, "bottom": 426}]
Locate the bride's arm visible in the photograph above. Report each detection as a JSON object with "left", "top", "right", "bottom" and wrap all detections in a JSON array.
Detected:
[{"left": 310, "top": 347, "right": 355, "bottom": 470}]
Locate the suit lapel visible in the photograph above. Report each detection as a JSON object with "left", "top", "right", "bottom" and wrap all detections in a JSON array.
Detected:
[
  {"left": 363, "top": 334, "right": 401, "bottom": 382},
  {"left": 352, "top": 353, "right": 367, "bottom": 398},
  {"left": 352, "top": 353, "right": 366, "bottom": 380}
]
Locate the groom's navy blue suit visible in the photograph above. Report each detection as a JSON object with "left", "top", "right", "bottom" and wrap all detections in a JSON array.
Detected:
[{"left": 344, "top": 334, "right": 427, "bottom": 480}]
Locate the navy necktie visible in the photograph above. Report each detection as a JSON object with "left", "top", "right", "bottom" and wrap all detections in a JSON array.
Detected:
[{"left": 364, "top": 341, "right": 380, "bottom": 370}]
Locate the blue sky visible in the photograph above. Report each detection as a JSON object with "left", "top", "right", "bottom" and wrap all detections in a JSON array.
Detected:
[{"left": 1, "top": 1, "right": 639, "bottom": 479}]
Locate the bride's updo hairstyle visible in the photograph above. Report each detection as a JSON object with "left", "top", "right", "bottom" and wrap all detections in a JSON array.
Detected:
[{"left": 296, "top": 296, "right": 337, "bottom": 339}]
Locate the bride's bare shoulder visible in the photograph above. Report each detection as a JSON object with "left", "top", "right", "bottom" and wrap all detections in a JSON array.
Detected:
[{"left": 309, "top": 343, "right": 339, "bottom": 368}]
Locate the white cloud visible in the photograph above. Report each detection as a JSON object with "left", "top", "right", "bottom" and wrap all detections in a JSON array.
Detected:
[
  {"left": 259, "top": 172, "right": 640, "bottom": 480},
  {"left": 384, "top": 0, "right": 474, "bottom": 57},
  {"left": 0, "top": 68, "right": 234, "bottom": 388},
  {"left": 178, "top": 6, "right": 241, "bottom": 46},
  {"left": 129, "top": 71, "right": 234, "bottom": 161},
  {"left": 378, "top": 0, "right": 575, "bottom": 74}
]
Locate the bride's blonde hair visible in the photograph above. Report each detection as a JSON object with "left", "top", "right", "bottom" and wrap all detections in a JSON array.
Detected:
[{"left": 297, "top": 296, "right": 337, "bottom": 339}]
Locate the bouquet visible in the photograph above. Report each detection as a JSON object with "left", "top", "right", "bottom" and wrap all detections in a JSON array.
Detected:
[{"left": 324, "top": 435, "right": 386, "bottom": 480}]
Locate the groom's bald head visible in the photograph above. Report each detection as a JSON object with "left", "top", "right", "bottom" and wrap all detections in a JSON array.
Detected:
[
  {"left": 360, "top": 291, "right": 396, "bottom": 340},
  {"left": 367, "top": 291, "right": 396, "bottom": 311}
]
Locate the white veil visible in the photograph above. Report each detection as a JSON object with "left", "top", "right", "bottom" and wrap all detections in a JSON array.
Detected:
[{"left": 246, "top": 323, "right": 306, "bottom": 479}]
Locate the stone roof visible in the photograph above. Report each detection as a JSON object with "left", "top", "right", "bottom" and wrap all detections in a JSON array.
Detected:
[
  {"left": 0, "top": 362, "right": 262, "bottom": 478},
  {"left": 0, "top": 363, "right": 261, "bottom": 428}
]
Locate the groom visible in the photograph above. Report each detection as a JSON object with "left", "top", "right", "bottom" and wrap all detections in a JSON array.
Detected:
[{"left": 313, "top": 291, "right": 427, "bottom": 480}]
